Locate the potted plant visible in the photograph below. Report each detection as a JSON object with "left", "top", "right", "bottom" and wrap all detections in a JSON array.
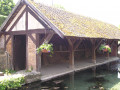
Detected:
[
  {"left": 36, "top": 43, "right": 53, "bottom": 55},
  {"left": 99, "top": 44, "right": 111, "bottom": 53}
]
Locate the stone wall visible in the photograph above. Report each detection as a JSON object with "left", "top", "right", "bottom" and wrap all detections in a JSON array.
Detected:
[
  {"left": 0, "top": 55, "right": 7, "bottom": 71},
  {"left": 0, "top": 35, "right": 4, "bottom": 49},
  {"left": 27, "top": 34, "right": 37, "bottom": 71}
]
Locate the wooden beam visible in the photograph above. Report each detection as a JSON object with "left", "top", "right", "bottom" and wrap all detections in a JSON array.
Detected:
[
  {"left": 74, "top": 40, "right": 82, "bottom": 50},
  {"left": 68, "top": 39, "right": 73, "bottom": 47},
  {"left": 26, "top": 34, "right": 28, "bottom": 70},
  {"left": 91, "top": 39, "right": 96, "bottom": 63},
  {"left": 110, "top": 40, "right": 115, "bottom": 46},
  {"left": 28, "top": 34, "right": 36, "bottom": 45},
  {"left": 8, "top": 7, "right": 27, "bottom": 32},
  {"left": 67, "top": 39, "right": 74, "bottom": 69},
  {"left": 5, "top": 35, "right": 12, "bottom": 45},
  {"left": 43, "top": 33, "right": 54, "bottom": 43},
  {"left": 36, "top": 33, "right": 41, "bottom": 71},
  {"left": 4, "top": 29, "right": 54, "bottom": 35},
  {"left": 95, "top": 39, "right": 103, "bottom": 50},
  {"left": 26, "top": 6, "right": 28, "bottom": 31},
  {"left": 4, "top": 34, "right": 6, "bottom": 51}
]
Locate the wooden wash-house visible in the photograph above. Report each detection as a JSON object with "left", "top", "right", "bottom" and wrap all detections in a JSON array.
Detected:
[{"left": 0, "top": 0, "right": 120, "bottom": 80}]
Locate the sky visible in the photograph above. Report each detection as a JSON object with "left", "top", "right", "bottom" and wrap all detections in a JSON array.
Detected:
[{"left": 13, "top": 0, "right": 120, "bottom": 27}]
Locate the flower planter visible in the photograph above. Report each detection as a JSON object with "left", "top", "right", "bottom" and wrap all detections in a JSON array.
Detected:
[
  {"left": 99, "top": 44, "right": 111, "bottom": 53},
  {"left": 103, "top": 48, "right": 108, "bottom": 52},
  {"left": 42, "top": 49, "right": 50, "bottom": 53}
]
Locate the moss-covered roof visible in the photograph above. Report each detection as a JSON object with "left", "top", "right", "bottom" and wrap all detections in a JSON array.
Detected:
[{"left": 28, "top": 0, "right": 120, "bottom": 39}]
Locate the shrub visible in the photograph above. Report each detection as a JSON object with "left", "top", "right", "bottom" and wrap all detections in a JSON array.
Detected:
[{"left": 0, "top": 76, "right": 25, "bottom": 90}]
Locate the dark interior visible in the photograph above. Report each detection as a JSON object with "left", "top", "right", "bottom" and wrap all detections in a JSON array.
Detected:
[{"left": 13, "top": 35, "right": 26, "bottom": 71}]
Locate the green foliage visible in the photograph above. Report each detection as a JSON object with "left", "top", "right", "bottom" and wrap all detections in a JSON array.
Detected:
[
  {"left": 36, "top": 43, "right": 53, "bottom": 56},
  {"left": 0, "top": 14, "right": 7, "bottom": 26},
  {"left": 26, "top": 66, "right": 33, "bottom": 72},
  {"left": 0, "top": 76, "right": 25, "bottom": 90},
  {"left": 0, "top": 0, "right": 15, "bottom": 16},
  {"left": 99, "top": 44, "right": 111, "bottom": 53},
  {"left": 3, "top": 69, "right": 16, "bottom": 75}
]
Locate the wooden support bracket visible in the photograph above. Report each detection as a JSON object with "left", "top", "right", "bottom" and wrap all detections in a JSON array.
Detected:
[
  {"left": 28, "top": 34, "right": 36, "bottom": 45},
  {"left": 95, "top": 39, "right": 103, "bottom": 50},
  {"left": 74, "top": 40, "right": 82, "bottom": 50}
]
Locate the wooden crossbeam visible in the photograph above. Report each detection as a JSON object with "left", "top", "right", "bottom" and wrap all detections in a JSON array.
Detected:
[
  {"left": 110, "top": 40, "right": 115, "bottom": 46},
  {"left": 43, "top": 33, "right": 54, "bottom": 44},
  {"left": 5, "top": 35, "right": 12, "bottom": 45},
  {"left": 74, "top": 40, "right": 82, "bottom": 50},
  {"left": 26, "top": 6, "right": 28, "bottom": 31},
  {"left": 67, "top": 39, "right": 73, "bottom": 47},
  {"left": 28, "top": 34, "right": 36, "bottom": 45},
  {"left": 8, "top": 7, "right": 27, "bottom": 32},
  {"left": 95, "top": 39, "right": 103, "bottom": 50}
]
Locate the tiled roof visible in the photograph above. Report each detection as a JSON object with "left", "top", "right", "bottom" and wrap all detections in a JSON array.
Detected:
[{"left": 10, "top": 0, "right": 120, "bottom": 39}]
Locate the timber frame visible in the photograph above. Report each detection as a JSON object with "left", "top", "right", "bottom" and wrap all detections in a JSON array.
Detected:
[
  {"left": 0, "top": 0, "right": 119, "bottom": 72},
  {"left": 1, "top": 3, "right": 56, "bottom": 71}
]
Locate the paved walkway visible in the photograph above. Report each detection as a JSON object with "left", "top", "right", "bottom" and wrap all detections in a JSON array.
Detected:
[{"left": 41, "top": 57, "right": 119, "bottom": 82}]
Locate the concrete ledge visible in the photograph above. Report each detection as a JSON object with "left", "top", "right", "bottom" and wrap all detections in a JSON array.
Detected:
[
  {"left": 0, "top": 70, "right": 41, "bottom": 84},
  {"left": 16, "top": 70, "right": 41, "bottom": 84}
]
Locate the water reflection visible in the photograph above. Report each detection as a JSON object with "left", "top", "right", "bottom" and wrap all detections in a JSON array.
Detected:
[{"left": 20, "top": 61, "right": 120, "bottom": 90}]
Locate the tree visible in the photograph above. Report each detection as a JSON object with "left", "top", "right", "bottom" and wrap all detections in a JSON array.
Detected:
[
  {"left": 0, "top": 0, "right": 15, "bottom": 16},
  {"left": 0, "top": 15, "right": 7, "bottom": 26}
]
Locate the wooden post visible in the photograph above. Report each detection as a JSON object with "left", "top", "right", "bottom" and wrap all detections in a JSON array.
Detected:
[
  {"left": 90, "top": 39, "right": 103, "bottom": 63},
  {"left": 69, "top": 49, "right": 74, "bottom": 69},
  {"left": 68, "top": 39, "right": 74, "bottom": 69},
  {"left": 91, "top": 39, "right": 96, "bottom": 63},
  {"left": 36, "top": 33, "right": 41, "bottom": 71},
  {"left": 37, "top": 33, "right": 54, "bottom": 71},
  {"left": 92, "top": 48, "right": 96, "bottom": 63}
]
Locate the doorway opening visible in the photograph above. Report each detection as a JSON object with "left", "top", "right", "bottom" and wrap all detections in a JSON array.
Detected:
[{"left": 13, "top": 35, "right": 26, "bottom": 71}]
